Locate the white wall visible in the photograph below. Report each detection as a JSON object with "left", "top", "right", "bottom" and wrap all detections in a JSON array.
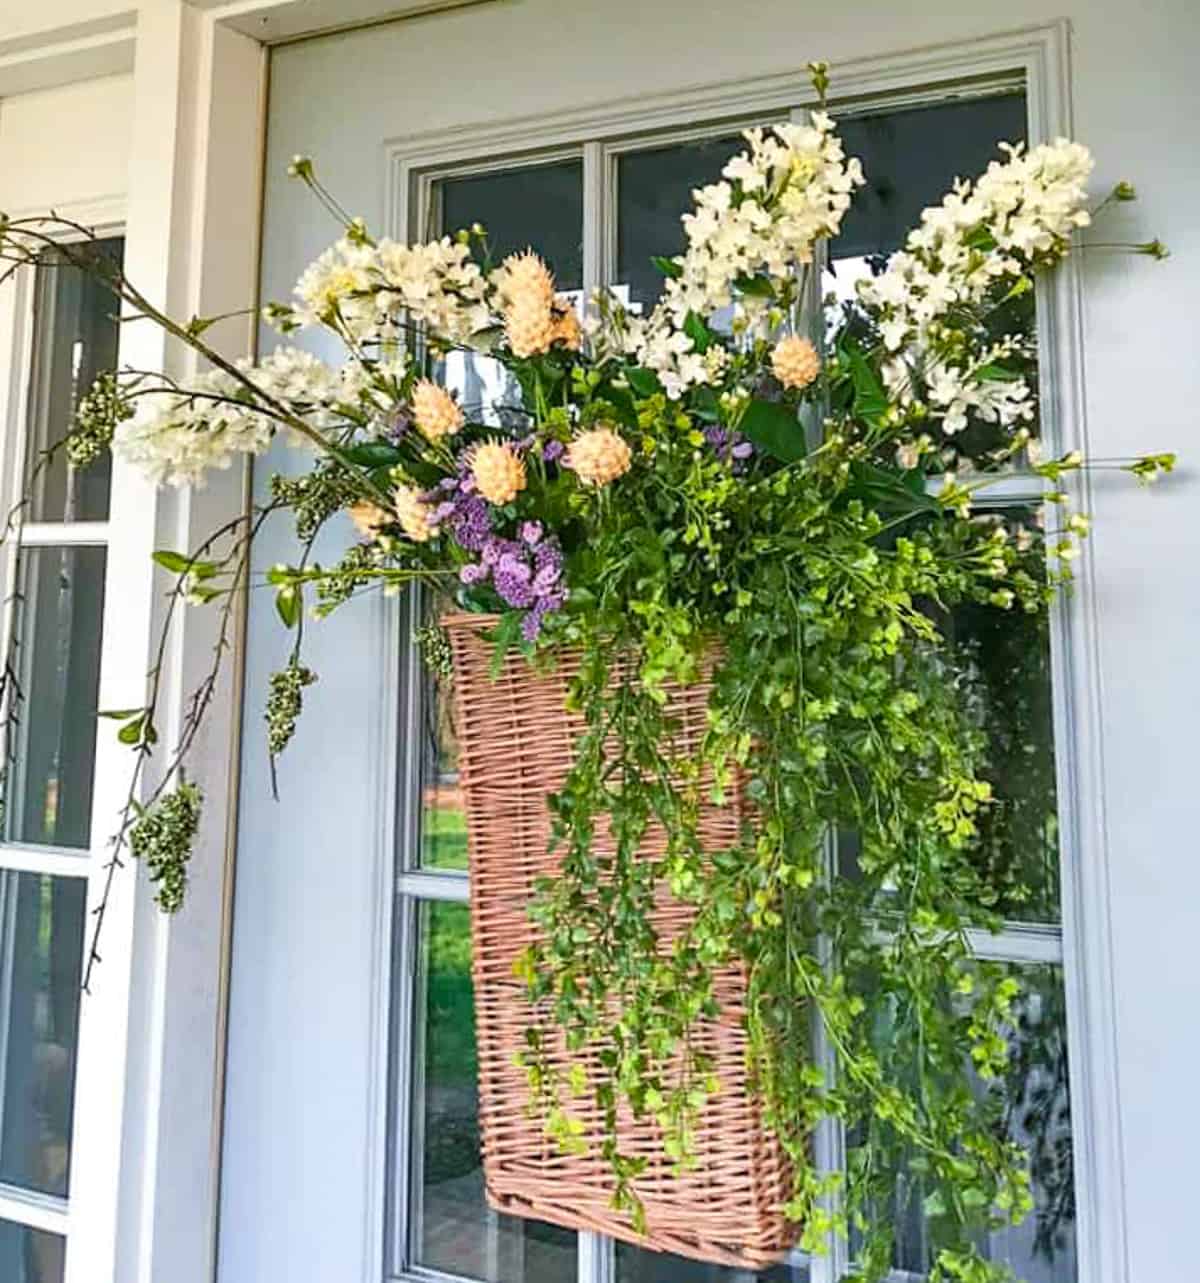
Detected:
[
  {"left": 0, "top": 72, "right": 132, "bottom": 211},
  {"left": 223, "top": 3, "right": 1198, "bottom": 1282}
]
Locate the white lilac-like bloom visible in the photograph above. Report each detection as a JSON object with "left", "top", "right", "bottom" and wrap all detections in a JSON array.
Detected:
[
  {"left": 292, "top": 238, "right": 379, "bottom": 335},
  {"left": 375, "top": 236, "right": 491, "bottom": 343},
  {"left": 859, "top": 139, "right": 1094, "bottom": 347},
  {"left": 629, "top": 113, "right": 863, "bottom": 397},
  {"left": 114, "top": 365, "right": 276, "bottom": 487}
]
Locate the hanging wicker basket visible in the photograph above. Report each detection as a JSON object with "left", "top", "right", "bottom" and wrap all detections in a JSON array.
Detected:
[{"left": 443, "top": 612, "right": 796, "bottom": 1268}]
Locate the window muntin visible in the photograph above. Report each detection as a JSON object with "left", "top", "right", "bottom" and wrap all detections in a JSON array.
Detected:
[{"left": 394, "top": 83, "right": 1075, "bottom": 1283}]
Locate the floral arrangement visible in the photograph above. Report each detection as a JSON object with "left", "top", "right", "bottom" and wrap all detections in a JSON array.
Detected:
[{"left": 0, "top": 65, "right": 1173, "bottom": 1282}]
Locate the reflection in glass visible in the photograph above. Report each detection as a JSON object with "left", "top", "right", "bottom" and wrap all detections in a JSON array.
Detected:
[
  {"left": 0, "top": 872, "right": 86, "bottom": 1197},
  {"left": 4, "top": 546, "right": 107, "bottom": 849},
  {"left": 0, "top": 1219, "right": 65, "bottom": 1283},
  {"left": 24, "top": 239, "right": 123, "bottom": 524},
  {"left": 860, "top": 964, "right": 1075, "bottom": 1283},
  {"left": 411, "top": 901, "right": 576, "bottom": 1281},
  {"left": 616, "top": 1242, "right": 807, "bottom": 1283},
  {"left": 420, "top": 668, "right": 467, "bottom": 872},
  {"left": 437, "top": 161, "right": 583, "bottom": 427},
  {"left": 616, "top": 135, "right": 745, "bottom": 313}
]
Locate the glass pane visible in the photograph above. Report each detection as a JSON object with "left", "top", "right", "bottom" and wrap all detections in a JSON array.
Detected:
[
  {"left": 438, "top": 160, "right": 584, "bottom": 289},
  {"left": 0, "top": 871, "right": 86, "bottom": 1197},
  {"left": 616, "top": 1243, "right": 807, "bottom": 1283},
  {"left": 0, "top": 1219, "right": 65, "bottom": 1283},
  {"left": 860, "top": 963, "right": 1075, "bottom": 1282},
  {"left": 616, "top": 134, "right": 745, "bottom": 314},
  {"left": 3, "top": 546, "right": 107, "bottom": 849},
  {"left": 437, "top": 161, "right": 583, "bottom": 427},
  {"left": 410, "top": 900, "right": 576, "bottom": 1281},
  {"left": 420, "top": 668, "right": 466, "bottom": 872},
  {"left": 951, "top": 574, "right": 1058, "bottom": 921},
  {"left": 24, "top": 238, "right": 123, "bottom": 523}
]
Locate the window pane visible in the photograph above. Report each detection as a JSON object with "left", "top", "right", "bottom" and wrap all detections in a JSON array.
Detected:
[
  {"left": 437, "top": 162, "right": 582, "bottom": 427},
  {"left": 419, "top": 669, "right": 466, "bottom": 872},
  {"left": 0, "top": 871, "right": 86, "bottom": 1197},
  {"left": 0, "top": 1219, "right": 65, "bottom": 1283},
  {"left": 861, "top": 963, "right": 1075, "bottom": 1282},
  {"left": 24, "top": 239, "right": 123, "bottom": 523},
  {"left": 410, "top": 900, "right": 576, "bottom": 1281},
  {"left": 615, "top": 1243, "right": 807, "bottom": 1283},
  {"left": 3, "top": 546, "right": 107, "bottom": 849},
  {"left": 616, "top": 134, "right": 746, "bottom": 315},
  {"left": 438, "top": 160, "right": 584, "bottom": 289}
]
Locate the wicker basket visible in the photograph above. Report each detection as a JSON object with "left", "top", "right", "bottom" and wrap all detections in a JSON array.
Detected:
[{"left": 443, "top": 612, "right": 795, "bottom": 1268}]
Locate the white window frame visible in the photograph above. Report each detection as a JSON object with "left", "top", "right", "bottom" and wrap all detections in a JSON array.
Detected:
[
  {"left": 381, "top": 30, "right": 1111, "bottom": 1283},
  {"left": 0, "top": 195, "right": 125, "bottom": 1259}
]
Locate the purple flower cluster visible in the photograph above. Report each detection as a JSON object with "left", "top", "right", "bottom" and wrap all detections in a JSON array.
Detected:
[
  {"left": 459, "top": 520, "right": 566, "bottom": 641},
  {"left": 704, "top": 425, "right": 755, "bottom": 473},
  {"left": 428, "top": 474, "right": 567, "bottom": 641}
]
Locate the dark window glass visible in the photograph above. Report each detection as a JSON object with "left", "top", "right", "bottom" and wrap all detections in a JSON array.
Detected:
[
  {"left": 616, "top": 1243, "right": 807, "bottom": 1283},
  {"left": 0, "top": 871, "right": 86, "bottom": 1198},
  {"left": 0, "top": 1219, "right": 65, "bottom": 1283},
  {"left": 410, "top": 901, "right": 576, "bottom": 1281},
  {"left": 419, "top": 668, "right": 465, "bottom": 872},
  {"left": 24, "top": 239, "right": 123, "bottom": 523},
  {"left": 4, "top": 545, "right": 107, "bottom": 850},
  {"left": 438, "top": 160, "right": 584, "bottom": 290},
  {"left": 832, "top": 93, "right": 1027, "bottom": 262},
  {"left": 616, "top": 134, "right": 746, "bottom": 313}
]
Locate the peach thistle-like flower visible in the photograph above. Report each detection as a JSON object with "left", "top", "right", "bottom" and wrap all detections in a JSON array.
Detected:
[
  {"left": 393, "top": 483, "right": 434, "bottom": 542},
  {"left": 771, "top": 335, "right": 821, "bottom": 390},
  {"left": 411, "top": 379, "right": 464, "bottom": 442},
  {"left": 470, "top": 439, "right": 527, "bottom": 506},
  {"left": 348, "top": 500, "right": 391, "bottom": 538},
  {"left": 565, "top": 426, "right": 632, "bottom": 487}
]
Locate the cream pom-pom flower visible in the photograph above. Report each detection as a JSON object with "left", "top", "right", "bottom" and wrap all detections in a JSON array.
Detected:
[
  {"left": 393, "top": 483, "right": 434, "bottom": 542},
  {"left": 566, "top": 426, "right": 632, "bottom": 487},
  {"left": 411, "top": 379, "right": 464, "bottom": 441},
  {"left": 494, "top": 250, "right": 555, "bottom": 310},
  {"left": 550, "top": 299, "right": 582, "bottom": 351},
  {"left": 348, "top": 500, "right": 390, "bottom": 538},
  {"left": 505, "top": 297, "right": 556, "bottom": 358},
  {"left": 470, "top": 440, "right": 527, "bottom": 505},
  {"left": 771, "top": 335, "right": 821, "bottom": 390}
]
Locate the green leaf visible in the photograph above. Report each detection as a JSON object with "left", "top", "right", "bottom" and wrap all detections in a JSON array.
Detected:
[
  {"left": 843, "top": 341, "right": 889, "bottom": 423},
  {"left": 152, "top": 550, "right": 194, "bottom": 575},
  {"left": 485, "top": 610, "right": 525, "bottom": 679},
  {"left": 275, "top": 584, "right": 301, "bottom": 629},
  {"left": 739, "top": 399, "right": 805, "bottom": 463},
  {"left": 733, "top": 273, "right": 776, "bottom": 298},
  {"left": 682, "top": 311, "right": 712, "bottom": 354},
  {"left": 689, "top": 386, "right": 721, "bottom": 423},
  {"left": 343, "top": 441, "right": 405, "bottom": 468},
  {"left": 626, "top": 366, "right": 663, "bottom": 399},
  {"left": 650, "top": 255, "right": 682, "bottom": 280},
  {"left": 974, "top": 363, "right": 1018, "bottom": 382}
]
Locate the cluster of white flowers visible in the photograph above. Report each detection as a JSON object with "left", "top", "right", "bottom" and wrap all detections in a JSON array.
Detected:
[
  {"left": 284, "top": 234, "right": 491, "bottom": 346},
  {"left": 113, "top": 346, "right": 373, "bottom": 485},
  {"left": 627, "top": 113, "right": 863, "bottom": 397},
  {"left": 860, "top": 139, "right": 1093, "bottom": 438},
  {"left": 883, "top": 336, "right": 1035, "bottom": 436},
  {"left": 860, "top": 139, "right": 1093, "bottom": 347},
  {"left": 114, "top": 366, "right": 275, "bottom": 486}
]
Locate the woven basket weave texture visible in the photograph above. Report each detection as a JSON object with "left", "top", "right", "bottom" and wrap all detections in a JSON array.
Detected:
[{"left": 443, "top": 612, "right": 795, "bottom": 1268}]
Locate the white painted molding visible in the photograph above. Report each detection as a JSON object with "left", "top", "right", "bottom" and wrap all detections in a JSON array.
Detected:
[
  {"left": 195, "top": 0, "right": 498, "bottom": 45},
  {"left": 0, "top": 14, "right": 135, "bottom": 98}
]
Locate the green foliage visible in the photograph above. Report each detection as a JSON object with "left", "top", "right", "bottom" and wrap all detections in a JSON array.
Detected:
[{"left": 128, "top": 780, "right": 202, "bottom": 913}]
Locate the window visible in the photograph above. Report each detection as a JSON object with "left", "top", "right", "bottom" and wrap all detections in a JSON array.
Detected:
[
  {"left": 389, "top": 83, "right": 1075, "bottom": 1283},
  {"left": 0, "top": 237, "right": 122, "bottom": 1280}
]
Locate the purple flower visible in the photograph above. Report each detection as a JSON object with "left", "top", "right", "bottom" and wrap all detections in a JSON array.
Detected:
[
  {"left": 542, "top": 440, "right": 565, "bottom": 463},
  {"left": 389, "top": 406, "right": 413, "bottom": 443},
  {"left": 520, "top": 520, "right": 543, "bottom": 546},
  {"left": 459, "top": 563, "right": 487, "bottom": 585}
]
